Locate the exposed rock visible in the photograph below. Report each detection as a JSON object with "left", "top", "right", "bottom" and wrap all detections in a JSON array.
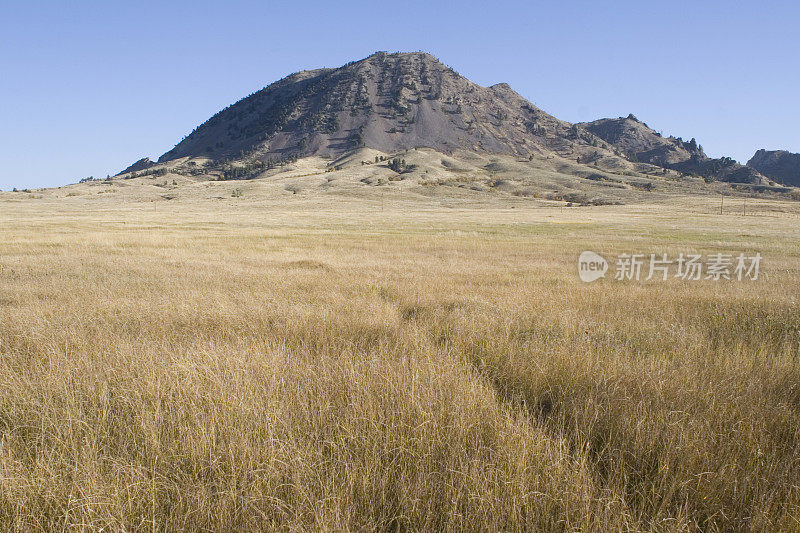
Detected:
[
  {"left": 117, "top": 157, "right": 154, "bottom": 176},
  {"left": 747, "top": 149, "right": 800, "bottom": 186},
  {"left": 581, "top": 117, "right": 767, "bottom": 184}
]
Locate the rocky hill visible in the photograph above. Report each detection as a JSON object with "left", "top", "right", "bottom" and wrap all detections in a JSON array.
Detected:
[
  {"left": 158, "top": 52, "right": 578, "bottom": 163},
  {"left": 580, "top": 116, "right": 766, "bottom": 184},
  {"left": 747, "top": 149, "right": 800, "bottom": 186},
  {"left": 126, "top": 51, "right": 774, "bottom": 189}
]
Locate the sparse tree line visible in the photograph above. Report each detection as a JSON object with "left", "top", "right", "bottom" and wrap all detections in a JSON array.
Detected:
[
  {"left": 126, "top": 168, "right": 169, "bottom": 179},
  {"left": 219, "top": 154, "right": 299, "bottom": 181}
]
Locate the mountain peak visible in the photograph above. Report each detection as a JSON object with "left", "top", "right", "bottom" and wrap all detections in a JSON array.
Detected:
[
  {"left": 365, "top": 50, "right": 439, "bottom": 60},
  {"left": 158, "top": 51, "right": 567, "bottom": 163},
  {"left": 153, "top": 52, "right": 770, "bottom": 186}
]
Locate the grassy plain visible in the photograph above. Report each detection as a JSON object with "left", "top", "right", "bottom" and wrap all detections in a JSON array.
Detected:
[{"left": 0, "top": 192, "right": 798, "bottom": 531}]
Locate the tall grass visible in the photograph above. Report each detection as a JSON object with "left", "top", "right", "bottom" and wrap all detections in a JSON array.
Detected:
[{"left": 0, "top": 199, "right": 798, "bottom": 531}]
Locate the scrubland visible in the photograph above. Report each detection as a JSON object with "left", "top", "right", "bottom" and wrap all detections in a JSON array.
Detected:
[{"left": 0, "top": 194, "right": 798, "bottom": 531}]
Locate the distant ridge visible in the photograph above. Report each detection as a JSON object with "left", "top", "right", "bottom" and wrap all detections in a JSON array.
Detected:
[{"left": 581, "top": 116, "right": 766, "bottom": 184}]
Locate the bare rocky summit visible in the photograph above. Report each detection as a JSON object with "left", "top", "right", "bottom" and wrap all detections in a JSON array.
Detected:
[{"left": 159, "top": 52, "right": 578, "bottom": 163}]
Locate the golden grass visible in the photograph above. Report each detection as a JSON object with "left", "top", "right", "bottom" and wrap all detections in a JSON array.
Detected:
[{"left": 0, "top": 195, "right": 799, "bottom": 531}]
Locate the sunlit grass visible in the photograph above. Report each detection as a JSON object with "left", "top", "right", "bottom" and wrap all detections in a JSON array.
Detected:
[{"left": 0, "top": 196, "right": 798, "bottom": 531}]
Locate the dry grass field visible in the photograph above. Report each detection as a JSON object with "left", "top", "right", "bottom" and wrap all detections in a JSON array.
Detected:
[{"left": 0, "top": 193, "right": 799, "bottom": 531}]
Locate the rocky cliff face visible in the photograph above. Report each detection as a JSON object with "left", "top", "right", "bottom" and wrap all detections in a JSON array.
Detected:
[{"left": 747, "top": 149, "right": 800, "bottom": 186}]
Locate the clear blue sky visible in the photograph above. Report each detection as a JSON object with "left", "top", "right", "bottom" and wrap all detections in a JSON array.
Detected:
[{"left": 1, "top": 0, "right": 798, "bottom": 190}]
